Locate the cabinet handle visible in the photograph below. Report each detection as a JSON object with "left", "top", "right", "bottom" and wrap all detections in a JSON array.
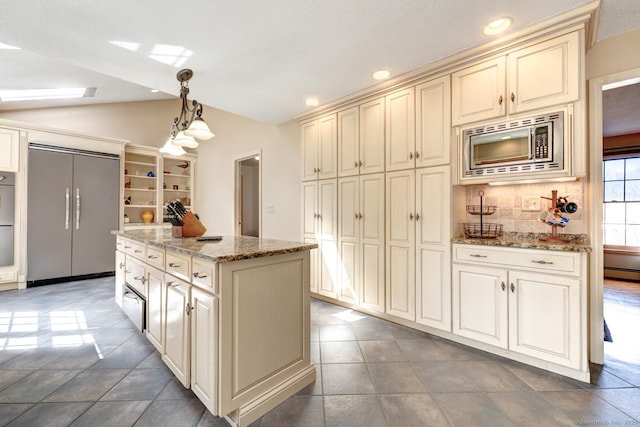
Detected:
[
  {"left": 409, "top": 213, "right": 414, "bottom": 220},
  {"left": 355, "top": 213, "right": 359, "bottom": 220},
  {"left": 125, "top": 269, "right": 131, "bottom": 274},
  {"left": 193, "top": 272, "right": 208, "bottom": 278},
  {"left": 316, "top": 168, "right": 320, "bottom": 173},
  {"left": 511, "top": 92, "right": 515, "bottom": 102},
  {"left": 469, "top": 254, "right": 487, "bottom": 258},
  {"left": 355, "top": 161, "right": 359, "bottom": 168},
  {"left": 510, "top": 283, "right": 515, "bottom": 293},
  {"left": 124, "top": 246, "right": 132, "bottom": 249},
  {"left": 186, "top": 303, "right": 192, "bottom": 315},
  {"left": 169, "top": 263, "right": 181, "bottom": 268},
  {"left": 119, "top": 262, "right": 125, "bottom": 270},
  {"left": 415, "top": 151, "right": 420, "bottom": 159},
  {"left": 134, "top": 249, "right": 142, "bottom": 254},
  {"left": 148, "top": 255, "right": 158, "bottom": 259},
  {"left": 358, "top": 213, "right": 363, "bottom": 220},
  {"left": 531, "top": 260, "right": 553, "bottom": 265},
  {"left": 167, "top": 281, "right": 179, "bottom": 287},
  {"left": 409, "top": 152, "right": 414, "bottom": 159},
  {"left": 133, "top": 275, "right": 146, "bottom": 284},
  {"left": 65, "top": 188, "right": 70, "bottom": 230},
  {"left": 75, "top": 188, "right": 81, "bottom": 230},
  {"left": 358, "top": 160, "right": 363, "bottom": 167},
  {"left": 415, "top": 213, "right": 420, "bottom": 221},
  {"left": 501, "top": 281, "right": 506, "bottom": 291},
  {"left": 498, "top": 95, "right": 503, "bottom": 105}
]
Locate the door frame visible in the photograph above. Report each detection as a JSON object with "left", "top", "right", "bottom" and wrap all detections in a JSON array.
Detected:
[
  {"left": 234, "top": 150, "right": 262, "bottom": 237},
  {"left": 588, "top": 67, "right": 640, "bottom": 364}
]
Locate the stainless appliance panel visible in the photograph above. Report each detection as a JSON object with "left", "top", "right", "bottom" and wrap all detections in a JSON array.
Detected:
[
  {"left": 122, "top": 285, "right": 145, "bottom": 332},
  {"left": 0, "top": 174, "right": 15, "bottom": 226},
  {"left": 0, "top": 226, "right": 13, "bottom": 266}
]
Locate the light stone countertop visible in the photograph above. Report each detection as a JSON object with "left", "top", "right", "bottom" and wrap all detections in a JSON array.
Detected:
[
  {"left": 452, "top": 232, "right": 592, "bottom": 253},
  {"left": 114, "top": 229, "right": 317, "bottom": 262}
]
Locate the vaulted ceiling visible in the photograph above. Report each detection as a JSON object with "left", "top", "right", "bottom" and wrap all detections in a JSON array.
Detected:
[{"left": 0, "top": 0, "right": 639, "bottom": 130}]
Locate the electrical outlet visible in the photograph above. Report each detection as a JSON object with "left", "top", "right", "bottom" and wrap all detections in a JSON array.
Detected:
[{"left": 521, "top": 195, "right": 540, "bottom": 211}]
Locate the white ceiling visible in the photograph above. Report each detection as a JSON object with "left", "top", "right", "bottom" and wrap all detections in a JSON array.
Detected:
[{"left": 0, "top": 0, "right": 639, "bottom": 128}]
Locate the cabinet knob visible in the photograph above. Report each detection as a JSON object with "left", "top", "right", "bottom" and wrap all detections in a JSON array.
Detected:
[
  {"left": 119, "top": 262, "right": 125, "bottom": 269},
  {"left": 409, "top": 213, "right": 414, "bottom": 220},
  {"left": 415, "top": 213, "right": 420, "bottom": 221},
  {"left": 358, "top": 160, "right": 363, "bottom": 167},
  {"left": 355, "top": 161, "right": 359, "bottom": 168},
  {"left": 501, "top": 281, "right": 506, "bottom": 291},
  {"left": 510, "top": 283, "right": 515, "bottom": 293},
  {"left": 511, "top": 92, "right": 515, "bottom": 102},
  {"left": 498, "top": 95, "right": 503, "bottom": 105},
  {"left": 415, "top": 152, "right": 420, "bottom": 159},
  {"left": 409, "top": 152, "right": 414, "bottom": 160},
  {"left": 186, "top": 303, "right": 193, "bottom": 315}
]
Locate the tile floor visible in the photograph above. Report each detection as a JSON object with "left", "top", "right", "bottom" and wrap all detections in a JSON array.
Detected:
[{"left": 0, "top": 277, "right": 638, "bottom": 426}]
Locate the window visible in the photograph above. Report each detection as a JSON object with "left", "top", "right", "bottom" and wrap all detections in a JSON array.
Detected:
[{"left": 603, "top": 157, "right": 640, "bottom": 247}]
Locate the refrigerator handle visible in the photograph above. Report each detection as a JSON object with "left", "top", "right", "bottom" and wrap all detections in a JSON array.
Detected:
[
  {"left": 65, "top": 188, "right": 70, "bottom": 230},
  {"left": 75, "top": 188, "right": 80, "bottom": 230}
]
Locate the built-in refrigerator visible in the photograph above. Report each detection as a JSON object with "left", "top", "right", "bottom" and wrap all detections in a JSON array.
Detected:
[
  {"left": 0, "top": 172, "right": 15, "bottom": 267},
  {"left": 27, "top": 144, "right": 119, "bottom": 285}
]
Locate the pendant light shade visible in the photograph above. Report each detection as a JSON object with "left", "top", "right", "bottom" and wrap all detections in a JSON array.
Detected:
[
  {"left": 172, "top": 131, "right": 199, "bottom": 148},
  {"left": 184, "top": 117, "right": 215, "bottom": 140},
  {"left": 159, "top": 137, "right": 187, "bottom": 156}
]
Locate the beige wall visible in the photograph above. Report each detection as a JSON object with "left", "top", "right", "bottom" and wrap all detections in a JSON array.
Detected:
[
  {"left": 0, "top": 100, "right": 302, "bottom": 241},
  {"left": 586, "top": 28, "right": 640, "bottom": 80}
]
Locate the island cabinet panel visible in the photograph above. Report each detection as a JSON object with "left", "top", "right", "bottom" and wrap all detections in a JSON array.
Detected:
[
  {"left": 163, "top": 275, "right": 191, "bottom": 388},
  {"left": 115, "top": 247, "right": 125, "bottom": 307},
  {"left": 190, "top": 286, "right": 218, "bottom": 415},
  {"left": 146, "top": 265, "right": 164, "bottom": 353}
]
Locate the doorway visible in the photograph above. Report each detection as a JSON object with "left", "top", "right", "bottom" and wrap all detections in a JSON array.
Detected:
[{"left": 235, "top": 151, "right": 261, "bottom": 237}]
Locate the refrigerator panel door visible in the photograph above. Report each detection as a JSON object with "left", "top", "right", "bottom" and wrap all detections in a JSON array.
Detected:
[
  {"left": 0, "top": 184, "right": 14, "bottom": 226},
  {"left": 27, "top": 149, "right": 73, "bottom": 281},
  {"left": 0, "top": 226, "right": 14, "bottom": 266},
  {"left": 71, "top": 154, "right": 119, "bottom": 276}
]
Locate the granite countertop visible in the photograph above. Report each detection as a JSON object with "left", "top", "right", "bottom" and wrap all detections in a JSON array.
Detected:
[
  {"left": 114, "top": 229, "right": 318, "bottom": 262},
  {"left": 452, "top": 232, "right": 592, "bottom": 253}
]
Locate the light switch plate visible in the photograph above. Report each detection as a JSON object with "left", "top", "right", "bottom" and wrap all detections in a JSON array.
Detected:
[{"left": 522, "top": 195, "right": 540, "bottom": 211}]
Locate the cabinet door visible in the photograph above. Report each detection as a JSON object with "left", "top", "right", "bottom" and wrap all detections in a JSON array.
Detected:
[
  {"left": 164, "top": 277, "right": 191, "bottom": 387},
  {"left": 338, "top": 107, "right": 360, "bottom": 177},
  {"left": 385, "top": 170, "right": 415, "bottom": 321},
  {"left": 337, "top": 177, "right": 359, "bottom": 304},
  {"left": 302, "top": 181, "right": 318, "bottom": 237},
  {"left": 452, "top": 57, "right": 506, "bottom": 126},
  {"left": 416, "top": 76, "right": 451, "bottom": 167},
  {"left": 0, "top": 128, "right": 19, "bottom": 172},
  {"left": 146, "top": 265, "right": 164, "bottom": 353},
  {"left": 301, "top": 121, "right": 318, "bottom": 181},
  {"left": 306, "top": 237, "right": 319, "bottom": 294},
  {"left": 452, "top": 263, "right": 508, "bottom": 348},
  {"left": 191, "top": 287, "right": 218, "bottom": 414},
  {"left": 359, "top": 97, "right": 385, "bottom": 174},
  {"left": 360, "top": 173, "right": 385, "bottom": 313},
  {"left": 508, "top": 32, "right": 579, "bottom": 114},
  {"left": 318, "top": 114, "right": 337, "bottom": 179},
  {"left": 415, "top": 166, "right": 451, "bottom": 331},
  {"left": 318, "top": 179, "right": 338, "bottom": 298},
  {"left": 115, "top": 250, "right": 125, "bottom": 307},
  {"left": 508, "top": 270, "right": 581, "bottom": 368},
  {"left": 386, "top": 88, "right": 416, "bottom": 171}
]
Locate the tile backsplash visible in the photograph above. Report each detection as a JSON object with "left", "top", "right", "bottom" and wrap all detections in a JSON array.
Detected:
[{"left": 460, "top": 180, "right": 586, "bottom": 235}]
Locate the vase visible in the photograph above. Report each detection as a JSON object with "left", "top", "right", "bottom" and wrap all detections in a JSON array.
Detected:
[{"left": 141, "top": 210, "right": 154, "bottom": 224}]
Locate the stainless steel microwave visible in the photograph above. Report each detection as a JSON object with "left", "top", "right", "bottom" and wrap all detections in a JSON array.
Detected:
[{"left": 461, "top": 110, "right": 564, "bottom": 178}]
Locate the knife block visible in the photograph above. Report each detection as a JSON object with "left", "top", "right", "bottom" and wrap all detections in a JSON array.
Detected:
[{"left": 181, "top": 211, "right": 207, "bottom": 237}]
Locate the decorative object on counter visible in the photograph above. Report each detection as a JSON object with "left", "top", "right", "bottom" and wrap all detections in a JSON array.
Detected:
[
  {"left": 147, "top": 171, "right": 155, "bottom": 177},
  {"left": 539, "top": 190, "right": 574, "bottom": 243},
  {"left": 141, "top": 210, "right": 154, "bottom": 224},
  {"left": 164, "top": 199, "right": 206, "bottom": 237},
  {"left": 124, "top": 196, "right": 131, "bottom": 205},
  {"left": 463, "top": 190, "right": 503, "bottom": 238},
  {"left": 159, "top": 69, "right": 215, "bottom": 156}
]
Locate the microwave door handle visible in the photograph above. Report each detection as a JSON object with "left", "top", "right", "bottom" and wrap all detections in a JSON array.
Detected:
[{"left": 529, "top": 129, "right": 534, "bottom": 160}]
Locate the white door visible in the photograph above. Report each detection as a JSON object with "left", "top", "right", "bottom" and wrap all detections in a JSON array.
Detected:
[
  {"left": 359, "top": 97, "right": 386, "bottom": 174},
  {"left": 452, "top": 57, "right": 506, "bottom": 125},
  {"left": 385, "top": 170, "right": 415, "bottom": 321},
  {"left": 301, "top": 120, "right": 318, "bottom": 181},
  {"left": 338, "top": 107, "right": 360, "bottom": 177},
  {"left": 337, "top": 177, "right": 359, "bottom": 304},
  {"left": 318, "top": 114, "right": 337, "bottom": 179},
  {"left": 360, "top": 173, "right": 385, "bottom": 313},
  {"left": 302, "top": 182, "right": 318, "bottom": 238},
  {"left": 415, "top": 76, "right": 451, "bottom": 167},
  {"left": 163, "top": 277, "right": 191, "bottom": 387},
  {"left": 386, "top": 88, "right": 416, "bottom": 171},
  {"left": 415, "top": 166, "right": 451, "bottom": 331},
  {"left": 190, "top": 287, "right": 218, "bottom": 414},
  {"left": 318, "top": 179, "right": 338, "bottom": 298},
  {"left": 452, "top": 263, "right": 508, "bottom": 348},
  {"left": 146, "top": 265, "right": 164, "bottom": 353},
  {"left": 508, "top": 270, "right": 581, "bottom": 368}
]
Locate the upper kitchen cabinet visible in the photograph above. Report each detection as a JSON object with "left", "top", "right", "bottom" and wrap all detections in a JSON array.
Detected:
[
  {"left": 415, "top": 76, "right": 451, "bottom": 167},
  {"left": 0, "top": 127, "right": 20, "bottom": 172},
  {"left": 452, "top": 31, "right": 580, "bottom": 126},
  {"left": 338, "top": 99, "right": 386, "bottom": 177},
  {"left": 386, "top": 88, "right": 416, "bottom": 172},
  {"left": 302, "top": 114, "right": 337, "bottom": 181}
]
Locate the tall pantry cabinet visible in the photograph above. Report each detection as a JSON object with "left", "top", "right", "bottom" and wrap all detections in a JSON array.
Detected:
[{"left": 301, "top": 74, "right": 452, "bottom": 332}]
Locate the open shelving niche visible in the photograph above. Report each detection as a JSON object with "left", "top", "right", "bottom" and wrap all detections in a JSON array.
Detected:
[{"left": 122, "top": 146, "right": 196, "bottom": 227}]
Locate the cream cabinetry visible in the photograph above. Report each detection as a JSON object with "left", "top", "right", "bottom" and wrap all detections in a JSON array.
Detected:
[
  {"left": 163, "top": 275, "right": 191, "bottom": 387},
  {"left": 146, "top": 265, "right": 164, "bottom": 352},
  {"left": 190, "top": 286, "right": 218, "bottom": 414},
  {"left": 337, "top": 173, "right": 385, "bottom": 311},
  {"left": 452, "top": 31, "right": 580, "bottom": 126},
  {"left": 0, "top": 127, "right": 20, "bottom": 172},
  {"left": 452, "top": 244, "right": 585, "bottom": 370},
  {"left": 415, "top": 76, "right": 451, "bottom": 167},
  {"left": 386, "top": 88, "right": 415, "bottom": 172},
  {"left": 302, "top": 114, "right": 337, "bottom": 181},
  {"left": 115, "top": 244, "right": 126, "bottom": 307},
  {"left": 338, "top": 104, "right": 386, "bottom": 177},
  {"left": 302, "top": 179, "right": 337, "bottom": 298}
]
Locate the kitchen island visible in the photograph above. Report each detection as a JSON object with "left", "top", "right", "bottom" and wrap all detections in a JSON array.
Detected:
[{"left": 114, "top": 229, "right": 317, "bottom": 427}]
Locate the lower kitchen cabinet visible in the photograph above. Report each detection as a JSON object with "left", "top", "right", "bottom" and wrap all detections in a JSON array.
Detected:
[
  {"left": 452, "top": 244, "right": 585, "bottom": 370},
  {"left": 190, "top": 286, "right": 218, "bottom": 414},
  {"left": 114, "top": 249, "right": 125, "bottom": 307},
  {"left": 163, "top": 275, "right": 191, "bottom": 387},
  {"left": 146, "top": 265, "right": 164, "bottom": 353}
]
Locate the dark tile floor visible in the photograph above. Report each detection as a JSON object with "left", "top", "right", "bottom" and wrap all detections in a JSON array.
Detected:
[{"left": 0, "top": 277, "right": 638, "bottom": 426}]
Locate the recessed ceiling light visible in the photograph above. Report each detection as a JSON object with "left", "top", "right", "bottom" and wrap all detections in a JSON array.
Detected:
[
  {"left": 305, "top": 98, "right": 319, "bottom": 107},
  {"left": 0, "top": 42, "right": 20, "bottom": 50},
  {"left": 372, "top": 70, "right": 391, "bottom": 80},
  {"left": 0, "top": 88, "right": 91, "bottom": 102},
  {"left": 483, "top": 17, "right": 512, "bottom": 36},
  {"left": 150, "top": 89, "right": 160, "bottom": 93}
]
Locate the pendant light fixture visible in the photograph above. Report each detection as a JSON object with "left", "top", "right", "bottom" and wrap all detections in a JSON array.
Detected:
[{"left": 166, "top": 69, "right": 215, "bottom": 152}]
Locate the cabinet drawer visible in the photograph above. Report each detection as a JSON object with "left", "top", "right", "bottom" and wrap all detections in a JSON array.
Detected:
[
  {"left": 125, "top": 239, "right": 146, "bottom": 261},
  {"left": 146, "top": 246, "right": 165, "bottom": 269},
  {"left": 0, "top": 269, "right": 17, "bottom": 283},
  {"left": 116, "top": 236, "right": 126, "bottom": 252},
  {"left": 166, "top": 251, "right": 191, "bottom": 281},
  {"left": 192, "top": 258, "right": 216, "bottom": 292},
  {"left": 453, "top": 245, "right": 579, "bottom": 274},
  {"left": 125, "top": 256, "right": 147, "bottom": 297}
]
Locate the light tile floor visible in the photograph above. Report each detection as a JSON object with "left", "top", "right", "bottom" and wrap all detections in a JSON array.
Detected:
[{"left": 0, "top": 277, "right": 638, "bottom": 426}]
